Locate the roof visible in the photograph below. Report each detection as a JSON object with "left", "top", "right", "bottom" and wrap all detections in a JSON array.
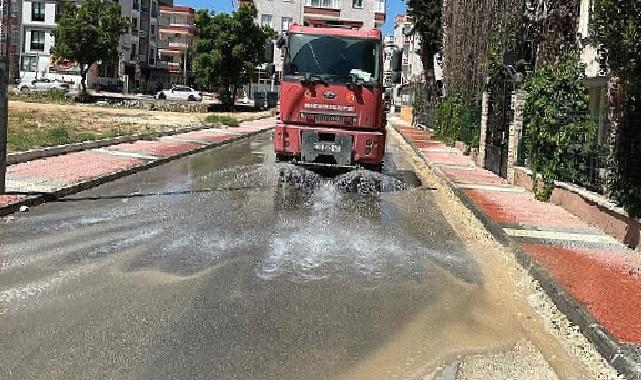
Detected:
[{"left": 288, "top": 24, "right": 382, "bottom": 39}]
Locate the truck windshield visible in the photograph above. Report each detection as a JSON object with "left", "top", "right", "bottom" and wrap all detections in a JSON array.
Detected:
[{"left": 284, "top": 33, "right": 381, "bottom": 84}]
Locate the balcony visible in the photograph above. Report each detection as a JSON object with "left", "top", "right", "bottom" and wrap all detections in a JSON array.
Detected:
[{"left": 304, "top": 0, "right": 339, "bottom": 9}]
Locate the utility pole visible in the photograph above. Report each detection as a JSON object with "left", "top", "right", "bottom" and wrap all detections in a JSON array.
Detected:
[{"left": 0, "top": 0, "right": 12, "bottom": 194}]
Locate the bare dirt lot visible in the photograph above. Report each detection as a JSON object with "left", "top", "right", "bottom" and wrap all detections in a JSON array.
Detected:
[{"left": 8, "top": 101, "right": 271, "bottom": 152}]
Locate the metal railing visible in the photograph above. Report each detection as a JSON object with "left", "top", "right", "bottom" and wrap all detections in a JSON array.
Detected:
[
  {"left": 557, "top": 143, "right": 611, "bottom": 194},
  {"left": 519, "top": 115, "right": 614, "bottom": 195}
]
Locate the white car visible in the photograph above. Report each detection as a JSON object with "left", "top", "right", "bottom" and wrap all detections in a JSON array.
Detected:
[
  {"left": 17, "top": 78, "right": 70, "bottom": 94},
  {"left": 156, "top": 86, "right": 202, "bottom": 101}
]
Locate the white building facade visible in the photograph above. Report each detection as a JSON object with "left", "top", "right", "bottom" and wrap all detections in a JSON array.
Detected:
[{"left": 16, "top": 0, "right": 171, "bottom": 92}]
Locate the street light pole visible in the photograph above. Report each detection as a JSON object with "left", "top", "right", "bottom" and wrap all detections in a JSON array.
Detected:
[{"left": 0, "top": 0, "right": 12, "bottom": 194}]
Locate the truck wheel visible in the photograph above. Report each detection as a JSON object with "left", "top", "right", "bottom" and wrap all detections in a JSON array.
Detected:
[
  {"left": 157, "top": 92, "right": 166, "bottom": 100},
  {"left": 20, "top": 87, "right": 29, "bottom": 94}
]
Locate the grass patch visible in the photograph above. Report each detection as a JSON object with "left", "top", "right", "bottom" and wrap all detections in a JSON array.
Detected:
[
  {"left": 204, "top": 114, "right": 240, "bottom": 127},
  {"left": 7, "top": 111, "right": 157, "bottom": 152},
  {"left": 8, "top": 127, "right": 97, "bottom": 151}
]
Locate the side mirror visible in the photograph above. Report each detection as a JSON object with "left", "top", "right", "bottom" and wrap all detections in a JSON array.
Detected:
[
  {"left": 264, "top": 40, "right": 274, "bottom": 64},
  {"left": 391, "top": 48, "right": 403, "bottom": 72},
  {"left": 266, "top": 64, "right": 275, "bottom": 77}
]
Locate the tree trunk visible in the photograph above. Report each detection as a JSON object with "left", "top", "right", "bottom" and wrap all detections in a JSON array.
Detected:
[
  {"left": 80, "top": 65, "right": 88, "bottom": 102},
  {"left": 420, "top": 45, "right": 437, "bottom": 108}
]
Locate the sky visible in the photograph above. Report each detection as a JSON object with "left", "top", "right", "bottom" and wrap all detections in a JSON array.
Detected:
[{"left": 181, "top": 0, "right": 406, "bottom": 35}]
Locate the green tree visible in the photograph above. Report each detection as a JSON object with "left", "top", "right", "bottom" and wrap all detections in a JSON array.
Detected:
[
  {"left": 522, "top": 51, "right": 596, "bottom": 201},
  {"left": 592, "top": 0, "right": 641, "bottom": 81},
  {"left": 51, "top": 0, "right": 129, "bottom": 100},
  {"left": 406, "top": 0, "right": 442, "bottom": 103},
  {"left": 192, "top": 4, "right": 272, "bottom": 106}
]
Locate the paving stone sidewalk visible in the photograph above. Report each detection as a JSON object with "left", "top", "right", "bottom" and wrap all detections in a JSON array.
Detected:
[
  {"left": 391, "top": 117, "right": 641, "bottom": 379},
  {"left": 0, "top": 117, "right": 275, "bottom": 215}
]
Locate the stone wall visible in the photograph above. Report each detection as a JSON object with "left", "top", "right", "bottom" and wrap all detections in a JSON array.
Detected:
[
  {"left": 477, "top": 92, "right": 488, "bottom": 167},
  {"left": 507, "top": 90, "right": 526, "bottom": 181}
]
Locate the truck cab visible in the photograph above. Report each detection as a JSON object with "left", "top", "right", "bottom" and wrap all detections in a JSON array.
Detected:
[{"left": 274, "top": 25, "right": 386, "bottom": 171}]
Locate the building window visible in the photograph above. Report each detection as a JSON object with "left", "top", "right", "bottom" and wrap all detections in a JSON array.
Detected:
[
  {"left": 30, "top": 30, "right": 45, "bottom": 51},
  {"left": 21, "top": 55, "right": 38, "bottom": 72},
  {"left": 55, "top": 4, "right": 62, "bottom": 22},
  {"left": 133, "top": 0, "right": 139, "bottom": 10},
  {"left": 130, "top": 43, "right": 137, "bottom": 61},
  {"left": 352, "top": 0, "right": 363, "bottom": 8},
  {"left": 281, "top": 17, "right": 292, "bottom": 31},
  {"left": 260, "top": 14, "right": 272, "bottom": 27},
  {"left": 132, "top": 17, "right": 138, "bottom": 32},
  {"left": 374, "top": 0, "right": 385, "bottom": 12},
  {"left": 305, "top": 0, "right": 338, "bottom": 8},
  {"left": 31, "top": 2, "right": 45, "bottom": 22}
]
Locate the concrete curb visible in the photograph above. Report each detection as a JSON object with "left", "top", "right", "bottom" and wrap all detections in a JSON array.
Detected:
[
  {"left": 1, "top": 127, "right": 272, "bottom": 218},
  {"left": 390, "top": 123, "right": 641, "bottom": 380},
  {"left": 7, "top": 115, "right": 271, "bottom": 165}
]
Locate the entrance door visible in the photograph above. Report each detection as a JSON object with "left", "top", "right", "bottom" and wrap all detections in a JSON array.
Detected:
[{"left": 484, "top": 77, "right": 514, "bottom": 178}]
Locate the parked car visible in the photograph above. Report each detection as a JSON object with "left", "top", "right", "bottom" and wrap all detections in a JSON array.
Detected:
[
  {"left": 156, "top": 86, "right": 202, "bottom": 101},
  {"left": 17, "top": 78, "right": 70, "bottom": 94}
]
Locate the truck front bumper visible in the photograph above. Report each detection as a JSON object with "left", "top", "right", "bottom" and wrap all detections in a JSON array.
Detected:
[{"left": 274, "top": 123, "right": 386, "bottom": 167}]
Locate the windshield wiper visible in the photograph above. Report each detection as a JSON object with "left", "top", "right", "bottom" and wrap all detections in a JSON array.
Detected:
[{"left": 299, "top": 72, "right": 328, "bottom": 85}]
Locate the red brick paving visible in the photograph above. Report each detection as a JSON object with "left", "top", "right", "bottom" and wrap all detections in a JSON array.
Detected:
[
  {"left": 110, "top": 140, "right": 203, "bottom": 158},
  {"left": 8, "top": 151, "right": 143, "bottom": 184},
  {"left": 3, "top": 120, "right": 275, "bottom": 195},
  {"left": 464, "top": 189, "right": 599, "bottom": 231},
  {"left": 421, "top": 150, "right": 475, "bottom": 166},
  {"left": 441, "top": 167, "right": 509, "bottom": 185},
  {"left": 0, "top": 194, "right": 24, "bottom": 205},
  {"left": 395, "top": 118, "right": 641, "bottom": 349},
  {"left": 174, "top": 130, "right": 234, "bottom": 144},
  {"left": 523, "top": 243, "right": 641, "bottom": 344}
]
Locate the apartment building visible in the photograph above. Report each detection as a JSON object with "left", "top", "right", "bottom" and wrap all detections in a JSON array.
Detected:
[
  {"left": 158, "top": 4, "right": 195, "bottom": 86},
  {"left": 113, "top": 0, "right": 170, "bottom": 92},
  {"left": 393, "top": 14, "right": 422, "bottom": 85},
  {"left": 14, "top": 0, "right": 170, "bottom": 92},
  {"left": 18, "top": 0, "right": 60, "bottom": 82}
]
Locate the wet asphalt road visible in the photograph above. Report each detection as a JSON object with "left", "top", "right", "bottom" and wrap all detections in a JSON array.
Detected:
[{"left": 0, "top": 132, "right": 589, "bottom": 379}]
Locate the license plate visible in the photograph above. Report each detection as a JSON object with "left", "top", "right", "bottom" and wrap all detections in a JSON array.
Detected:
[{"left": 313, "top": 142, "right": 341, "bottom": 153}]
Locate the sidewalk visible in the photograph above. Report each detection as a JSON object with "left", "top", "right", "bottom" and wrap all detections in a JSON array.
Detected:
[
  {"left": 390, "top": 117, "right": 641, "bottom": 379},
  {"left": 0, "top": 117, "right": 275, "bottom": 216}
]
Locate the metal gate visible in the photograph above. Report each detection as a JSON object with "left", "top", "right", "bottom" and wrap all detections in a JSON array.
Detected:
[{"left": 484, "top": 75, "right": 515, "bottom": 178}]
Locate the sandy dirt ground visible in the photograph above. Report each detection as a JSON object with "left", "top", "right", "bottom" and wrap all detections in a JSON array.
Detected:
[{"left": 9, "top": 100, "right": 271, "bottom": 132}]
